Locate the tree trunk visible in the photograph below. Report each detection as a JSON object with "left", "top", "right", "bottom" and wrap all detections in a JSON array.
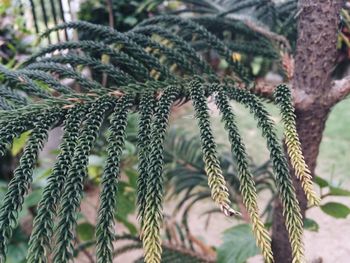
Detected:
[{"left": 271, "top": 0, "right": 344, "bottom": 262}]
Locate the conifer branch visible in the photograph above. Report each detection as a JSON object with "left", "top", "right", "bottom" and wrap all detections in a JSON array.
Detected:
[
  {"left": 274, "top": 84, "right": 320, "bottom": 206},
  {"left": 27, "top": 105, "right": 87, "bottom": 263},
  {"left": 0, "top": 110, "right": 63, "bottom": 262},
  {"left": 0, "top": 16, "right": 308, "bottom": 263},
  {"left": 225, "top": 85, "right": 304, "bottom": 263},
  {"left": 137, "top": 93, "right": 156, "bottom": 224},
  {"left": 53, "top": 97, "right": 114, "bottom": 263},
  {"left": 96, "top": 95, "right": 133, "bottom": 263},
  {"left": 210, "top": 84, "right": 273, "bottom": 262},
  {"left": 190, "top": 79, "right": 239, "bottom": 217},
  {"left": 142, "top": 86, "right": 179, "bottom": 263}
]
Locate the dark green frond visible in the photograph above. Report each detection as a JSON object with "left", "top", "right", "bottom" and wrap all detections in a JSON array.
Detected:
[
  {"left": 96, "top": 95, "right": 133, "bottom": 263},
  {"left": 137, "top": 15, "right": 251, "bottom": 83},
  {"left": 33, "top": 55, "right": 134, "bottom": 86},
  {"left": 210, "top": 85, "right": 273, "bottom": 262},
  {"left": 132, "top": 26, "right": 214, "bottom": 74},
  {"left": 137, "top": 93, "right": 156, "bottom": 224},
  {"left": 225, "top": 85, "right": 304, "bottom": 262},
  {"left": 189, "top": 79, "right": 238, "bottom": 217},
  {"left": 0, "top": 15, "right": 306, "bottom": 263},
  {"left": 24, "top": 41, "right": 150, "bottom": 81},
  {"left": 39, "top": 21, "right": 172, "bottom": 79},
  {"left": 0, "top": 85, "right": 28, "bottom": 106},
  {"left": 142, "top": 86, "right": 179, "bottom": 263},
  {"left": 0, "top": 110, "right": 63, "bottom": 262},
  {"left": 0, "top": 65, "right": 51, "bottom": 98},
  {"left": 53, "top": 97, "right": 114, "bottom": 263},
  {"left": 26, "top": 62, "right": 105, "bottom": 91},
  {"left": 17, "top": 69, "right": 72, "bottom": 94},
  {"left": 27, "top": 105, "right": 87, "bottom": 263},
  {"left": 274, "top": 84, "right": 319, "bottom": 206}
]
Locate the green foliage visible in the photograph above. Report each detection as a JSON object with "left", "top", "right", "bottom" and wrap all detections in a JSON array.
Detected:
[
  {"left": 163, "top": 129, "right": 275, "bottom": 218},
  {"left": 77, "top": 222, "right": 95, "bottom": 241},
  {"left": 303, "top": 218, "right": 319, "bottom": 232},
  {"left": 0, "top": 15, "right": 315, "bottom": 263},
  {"left": 53, "top": 97, "right": 114, "bottom": 263},
  {"left": 11, "top": 131, "right": 30, "bottom": 156},
  {"left": 274, "top": 84, "right": 319, "bottom": 206},
  {"left": 190, "top": 80, "right": 236, "bottom": 217},
  {"left": 320, "top": 202, "right": 350, "bottom": 219},
  {"left": 137, "top": 93, "right": 155, "bottom": 223},
  {"left": 78, "top": 0, "right": 157, "bottom": 32},
  {"left": 115, "top": 171, "right": 138, "bottom": 235},
  {"left": 142, "top": 86, "right": 178, "bottom": 262},
  {"left": 313, "top": 176, "right": 350, "bottom": 220},
  {"left": 96, "top": 95, "right": 132, "bottom": 262},
  {"left": 142, "top": 0, "right": 298, "bottom": 47},
  {"left": 217, "top": 224, "right": 260, "bottom": 263},
  {"left": 0, "top": 2, "right": 33, "bottom": 66}
]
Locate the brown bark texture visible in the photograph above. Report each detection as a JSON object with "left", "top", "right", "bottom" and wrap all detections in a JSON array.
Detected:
[{"left": 271, "top": 1, "right": 345, "bottom": 262}]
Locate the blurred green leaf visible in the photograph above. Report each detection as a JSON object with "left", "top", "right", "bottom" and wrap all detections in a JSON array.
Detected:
[
  {"left": 88, "top": 155, "right": 105, "bottom": 181},
  {"left": 77, "top": 222, "right": 95, "bottom": 241},
  {"left": 303, "top": 218, "right": 319, "bottom": 232},
  {"left": 0, "top": 0, "right": 11, "bottom": 15},
  {"left": 11, "top": 131, "right": 30, "bottom": 156},
  {"left": 125, "top": 169, "right": 138, "bottom": 189},
  {"left": 6, "top": 227, "right": 28, "bottom": 263},
  {"left": 6, "top": 243, "right": 27, "bottom": 263},
  {"left": 124, "top": 16, "right": 138, "bottom": 26},
  {"left": 24, "top": 189, "right": 43, "bottom": 207},
  {"left": 33, "top": 168, "right": 52, "bottom": 182},
  {"left": 122, "top": 140, "right": 136, "bottom": 157},
  {"left": 115, "top": 179, "right": 137, "bottom": 235},
  {"left": 136, "top": 0, "right": 160, "bottom": 13},
  {"left": 88, "top": 165, "right": 103, "bottom": 181},
  {"left": 218, "top": 59, "right": 229, "bottom": 70},
  {"left": 320, "top": 202, "right": 350, "bottom": 219},
  {"left": 5, "top": 58, "right": 16, "bottom": 68},
  {"left": 217, "top": 224, "right": 260, "bottom": 263},
  {"left": 329, "top": 186, "right": 350, "bottom": 196},
  {"left": 116, "top": 182, "right": 135, "bottom": 217},
  {"left": 0, "top": 180, "right": 8, "bottom": 189},
  {"left": 251, "top": 56, "right": 263, "bottom": 75},
  {"left": 314, "top": 176, "right": 329, "bottom": 188},
  {"left": 88, "top": 155, "right": 105, "bottom": 166}
]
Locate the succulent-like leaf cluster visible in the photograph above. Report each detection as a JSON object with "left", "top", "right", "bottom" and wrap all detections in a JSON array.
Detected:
[
  {"left": 274, "top": 84, "right": 320, "bottom": 206},
  {"left": 0, "top": 15, "right": 315, "bottom": 263}
]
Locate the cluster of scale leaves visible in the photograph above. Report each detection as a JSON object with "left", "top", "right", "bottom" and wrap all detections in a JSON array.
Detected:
[{"left": 0, "top": 13, "right": 309, "bottom": 263}]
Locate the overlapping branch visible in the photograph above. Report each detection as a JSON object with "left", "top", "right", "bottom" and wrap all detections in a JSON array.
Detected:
[{"left": 0, "top": 16, "right": 315, "bottom": 263}]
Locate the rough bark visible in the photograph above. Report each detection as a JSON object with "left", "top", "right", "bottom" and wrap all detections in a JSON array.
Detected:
[{"left": 271, "top": 1, "right": 345, "bottom": 262}]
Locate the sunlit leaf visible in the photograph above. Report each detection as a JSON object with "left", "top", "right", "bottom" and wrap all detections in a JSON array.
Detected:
[
  {"left": 321, "top": 202, "right": 350, "bottom": 219},
  {"left": 11, "top": 131, "right": 31, "bottom": 156}
]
